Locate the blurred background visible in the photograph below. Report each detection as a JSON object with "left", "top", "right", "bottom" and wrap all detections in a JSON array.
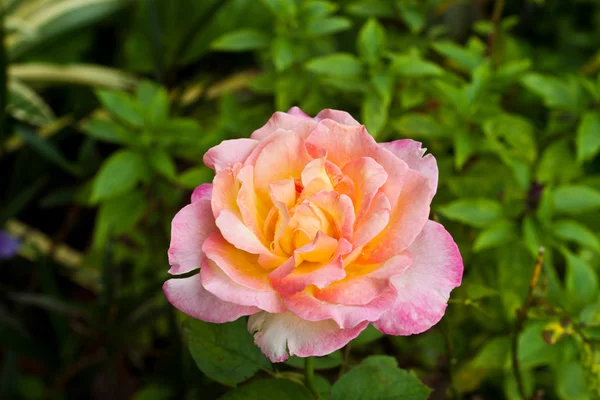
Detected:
[{"left": 2, "top": 0, "right": 600, "bottom": 399}]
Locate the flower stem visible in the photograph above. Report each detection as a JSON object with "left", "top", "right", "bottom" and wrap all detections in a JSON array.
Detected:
[{"left": 304, "top": 357, "right": 319, "bottom": 399}]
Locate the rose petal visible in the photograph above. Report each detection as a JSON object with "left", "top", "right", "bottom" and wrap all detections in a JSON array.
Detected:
[
  {"left": 201, "top": 259, "right": 285, "bottom": 313},
  {"left": 248, "top": 311, "right": 368, "bottom": 362},
  {"left": 211, "top": 167, "right": 241, "bottom": 219},
  {"left": 341, "top": 157, "right": 388, "bottom": 221},
  {"left": 352, "top": 192, "right": 391, "bottom": 247},
  {"left": 168, "top": 199, "right": 216, "bottom": 275},
  {"left": 381, "top": 139, "right": 438, "bottom": 197},
  {"left": 203, "top": 138, "right": 259, "bottom": 172},
  {"left": 373, "top": 220, "right": 463, "bottom": 335},
  {"left": 203, "top": 232, "right": 272, "bottom": 290},
  {"left": 237, "top": 165, "right": 269, "bottom": 240},
  {"left": 360, "top": 169, "right": 432, "bottom": 263},
  {"left": 191, "top": 183, "right": 212, "bottom": 203},
  {"left": 251, "top": 112, "right": 317, "bottom": 141},
  {"left": 314, "top": 109, "right": 360, "bottom": 125},
  {"left": 163, "top": 275, "right": 258, "bottom": 323},
  {"left": 287, "top": 106, "right": 310, "bottom": 118},
  {"left": 308, "top": 191, "right": 355, "bottom": 242}
]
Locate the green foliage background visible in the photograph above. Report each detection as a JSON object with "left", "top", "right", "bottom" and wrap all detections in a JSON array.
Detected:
[{"left": 2, "top": 0, "right": 600, "bottom": 399}]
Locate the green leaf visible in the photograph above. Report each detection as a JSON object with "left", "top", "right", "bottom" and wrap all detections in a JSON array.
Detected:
[
  {"left": 211, "top": 29, "right": 270, "bottom": 52},
  {"left": 331, "top": 356, "right": 431, "bottom": 400},
  {"left": 220, "top": 378, "right": 313, "bottom": 400},
  {"left": 473, "top": 220, "right": 517, "bottom": 252},
  {"left": 185, "top": 318, "right": 272, "bottom": 386},
  {"left": 306, "top": 53, "right": 363, "bottom": 77},
  {"left": 483, "top": 113, "right": 537, "bottom": 164},
  {"left": 553, "top": 219, "right": 600, "bottom": 252},
  {"left": 522, "top": 216, "right": 543, "bottom": 258},
  {"left": 93, "top": 191, "right": 147, "bottom": 248},
  {"left": 397, "top": 3, "right": 426, "bottom": 33},
  {"left": 135, "top": 81, "right": 169, "bottom": 126},
  {"left": 556, "top": 362, "right": 589, "bottom": 400},
  {"left": 576, "top": 111, "right": 600, "bottom": 163},
  {"left": 148, "top": 149, "right": 176, "bottom": 179},
  {"left": 520, "top": 73, "right": 578, "bottom": 110},
  {"left": 552, "top": 185, "right": 600, "bottom": 215},
  {"left": 432, "top": 41, "right": 483, "bottom": 71},
  {"left": 91, "top": 150, "right": 148, "bottom": 202},
  {"left": 271, "top": 37, "right": 295, "bottom": 71},
  {"left": 357, "top": 18, "right": 386, "bottom": 62},
  {"left": 439, "top": 198, "right": 504, "bottom": 228},
  {"left": 80, "top": 118, "right": 137, "bottom": 145},
  {"left": 260, "top": 0, "right": 297, "bottom": 20},
  {"left": 96, "top": 90, "right": 143, "bottom": 127},
  {"left": 361, "top": 91, "right": 388, "bottom": 138},
  {"left": 285, "top": 351, "right": 341, "bottom": 370},
  {"left": 564, "top": 250, "right": 598, "bottom": 312},
  {"left": 391, "top": 49, "right": 444, "bottom": 77},
  {"left": 178, "top": 166, "right": 214, "bottom": 189},
  {"left": 453, "top": 129, "right": 475, "bottom": 170},
  {"left": 306, "top": 16, "right": 352, "bottom": 36},
  {"left": 536, "top": 139, "right": 582, "bottom": 184},
  {"left": 392, "top": 114, "right": 444, "bottom": 138}
]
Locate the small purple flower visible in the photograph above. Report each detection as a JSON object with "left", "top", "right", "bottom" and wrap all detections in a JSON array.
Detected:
[{"left": 0, "top": 231, "right": 20, "bottom": 260}]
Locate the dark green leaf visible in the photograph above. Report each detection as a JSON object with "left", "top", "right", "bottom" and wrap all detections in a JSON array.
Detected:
[
  {"left": 306, "top": 17, "right": 351, "bottom": 37},
  {"left": 93, "top": 191, "right": 147, "bottom": 247},
  {"left": 362, "top": 91, "right": 388, "bottom": 137},
  {"left": 564, "top": 250, "right": 598, "bottom": 311},
  {"left": 473, "top": 220, "right": 517, "bottom": 252},
  {"left": 351, "top": 324, "right": 384, "bottom": 346},
  {"left": 178, "top": 166, "right": 214, "bottom": 189},
  {"left": 553, "top": 219, "right": 600, "bottom": 252},
  {"left": 80, "top": 118, "right": 137, "bottom": 145},
  {"left": 432, "top": 41, "right": 483, "bottom": 71},
  {"left": 271, "top": 37, "right": 295, "bottom": 71},
  {"left": 185, "top": 318, "right": 272, "bottom": 386},
  {"left": 331, "top": 356, "right": 431, "bottom": 400},
  {"left": 393, "top": 114, "right": 444, "bottom": 138},
  {"left": 148, "top": 148, "right": 176, "bottom": 179},
  {"left": 521, "top": 73, "right": 578, "bottom": 110},
  {"left": 16, "top": 127, "right": 82, "bottom": 176},
  {"left": 285, "top": 351, "right": 341, "bottom": 370},
  {"left": 260, "top": 0, "right": 297, "bottom": 20},
  {"left": 391, "top": 49, "right": 444, "bottom": 77},
  {"left": 220, "top": 378, "right": 312, "bottom": 399}
]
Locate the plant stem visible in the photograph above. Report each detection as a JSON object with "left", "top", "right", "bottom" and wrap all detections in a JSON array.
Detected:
[
  {"left": 512, "top": 247, "right": 545, "bottom": 400},
  {"left": 304, "top": 357, "right": 319, "bottom": 399},
  {"left": 0, "top": 2, "right": 10, "bottom": 152},
  {"left": 489, "top": 0, "right": 506, "bottom": 68}
]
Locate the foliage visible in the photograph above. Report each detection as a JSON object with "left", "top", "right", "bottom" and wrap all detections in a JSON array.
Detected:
[{"left": 2, "top": 0, "right": 600, "bottom": 399}]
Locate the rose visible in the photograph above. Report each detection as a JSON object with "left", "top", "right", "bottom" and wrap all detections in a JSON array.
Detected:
[{"left": 164, "top": 108, "right": 463, "bottom": 362}]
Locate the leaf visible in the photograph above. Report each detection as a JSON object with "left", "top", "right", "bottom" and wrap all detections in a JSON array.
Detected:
[
  {"left": 391, "top": 49, "right": 444, "bottom": 77},
  {"left": 260, "top": 0, "right": 297, "bottom": 20},
  {"left": 305, "top": 53, "right": 363, "bottom": 77},
  {"left": 357, "top": 18, "right": 386, "bottom": 62},
  {"left": 536, "top": 139, "right": 582, "bottom": 184},
  {"left": 7, "top": 79, "right": 54, "bottom": 126},
  {"left": 91, "top": 150, "right": 148, "bottom": 202},
  {"left": 185, "top": 318, "right": 272, "bottom": 386},
  {"left": 453, "top": 129, "right": 475, "bottom": 170},
  {"left": 556, "top": 362, "right": 589, "bottom": 400},
  {"left": 393, "top": 114, "right": 444, "bottom": 138},
  {"left": 553, "top": 219, "right": 600, "bottom": 252},
  {"left": 9, "top": 0, "right": 125, "bottom": 59},
  {"left": 432, "top": 41, "right": 483, "bottom": 71},
  {"left": 521, "top": 73, "right": 577, "bottom": 110},
  {"left": 271, "top": 36, "right": 295, "bottom": 71},
  {"left": 552, "top": 185, "right": 600, "bottom": 215},
  {"left": 306, "top": 16, "right": 351, "bottom": 37},
  {"left": 80, "top": 118, "right": 137, "bottom": 145},
  {"left": 331, "top": 356, "right": 431, "bottom": 400},
  {"left": 564, "top": 250, "right": 598, "bottom": 312},
  {"left": 439, "top": 198, "right": 504, "bottom": 228},
  {"left": 397, "top": 3, "right": 426, "bottom": 33},
  {"left": 93, "top": 191, "right": 147, "bottom": 247},
  {"left": 15, "top": 127, "right": 82, "bottom": 176},
  {"left": 9, "top": 63, "right": 137, "bottom": 90},
  {"left": 473, "top": 220, "right": 517, "bottom": 252},
  {"left": 285, "top": 351, "right": 341, "bottom": 370},
  {"left": 361, "top": 91, "right": 388, "bottom": 138},
  {"left": 576, "top": 111, "right": 600, "bottom": 163},
  {"left": 483, "top": 113, "right": 537, "bottom": 164},
  {"left": 220, "top": 378, "right": 313, "bottom": 400},
  {"left": 178, "top": 166, "right": 214, "bottom": 189},
  {"left": 149, "top": 148, "right": 176, "bottom": 179},
  {"left": 96, "top": 90, "right": 144, "bottom": 127},
  {"left": 135, "top": 81, "right": 169, "bottom": 126},
  {"left": 211, "top": 29, "right": 270, "bottom": 52}
]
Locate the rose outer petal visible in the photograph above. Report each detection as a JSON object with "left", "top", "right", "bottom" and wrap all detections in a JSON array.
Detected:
[
  {"left": 248, "top": 311, "right": 367, "bottom": 362},
  {"left": 373, "top": 220, "right": 463, "bottom": 336},
  {"left": 203, "top": 138, "right": 259, "bottom": 172},
  {"left": 163, "top": 275, "right": 259, "bottom": 323}
]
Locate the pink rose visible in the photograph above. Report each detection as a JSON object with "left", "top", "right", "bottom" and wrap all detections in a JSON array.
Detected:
[{"left": 164, "top": 108, "right": 463, "bottom": 362}]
